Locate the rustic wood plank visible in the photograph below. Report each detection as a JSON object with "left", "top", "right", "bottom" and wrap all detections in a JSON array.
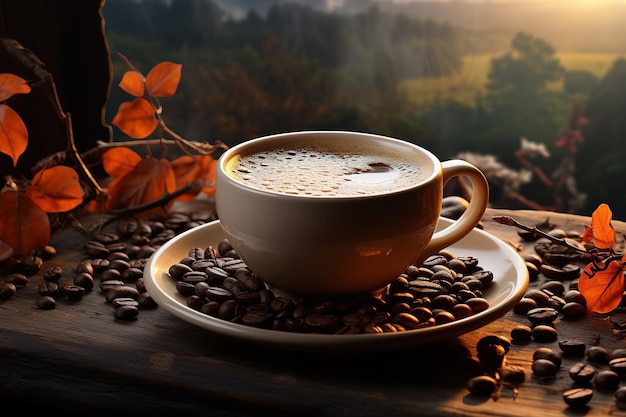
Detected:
[{"left": 1, "top": 207, "right": 626, "bottom": 416}]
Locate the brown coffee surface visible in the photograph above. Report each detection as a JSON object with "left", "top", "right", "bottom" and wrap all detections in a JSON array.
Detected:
[{"left": 227, "top": 145, "right": 425, "bottom": 196}]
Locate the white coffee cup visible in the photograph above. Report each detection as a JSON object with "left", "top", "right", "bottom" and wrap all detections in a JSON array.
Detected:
[{"left": 215, "top": 131, "right": 489, "bottom": 297}]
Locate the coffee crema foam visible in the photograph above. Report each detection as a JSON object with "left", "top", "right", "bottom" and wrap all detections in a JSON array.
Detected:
[{"left": 227, "top": 146, "right": 425, "bottom": 196}]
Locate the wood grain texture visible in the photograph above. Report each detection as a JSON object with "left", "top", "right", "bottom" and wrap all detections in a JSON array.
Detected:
[{"left": 2, "top": 207, "right": 626, "bottom": 416}]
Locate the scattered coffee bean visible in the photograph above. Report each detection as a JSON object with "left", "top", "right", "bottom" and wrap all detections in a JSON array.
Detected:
[
  {"left": 531, "top": 325, "right": 558, "bottom": 342},
  {"left": 563, "top": 387, "right": 593, "bottom": 409},
  {"left": 467, "top": 375, "right": 498, "bottom": 396},
  {"left": 510, "top": 325, "right": 532, "bottom": 343},
  {"left": 569, "top": 362, "right": 596, "bottom": 384},
  {"left": 36, "top": 295, "right": 56, "bottom": 310},
  {"left": 114, "top": 304, "right": 139, "bottom": 320},
  {"left": 533, "top": 347, "right": 561, "bottom": 368},
  {"left": 558, "top": 339, "right": 586, "bottom": 356},
  {"left": 532, "top": 358, "right": 558, "bottom": 378},
  {"left": 586, "top": 346, "right": 610, "bottom": 364},
  {"left": 594, "top": 370, "right": 620, "bottom": 391},
  {"left": 0, "top": 282, "right": 17, "bottom": 300}
]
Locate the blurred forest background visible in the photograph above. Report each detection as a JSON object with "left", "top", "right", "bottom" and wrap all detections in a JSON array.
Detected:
[{"left": 102, "top": 0, "right": 626, "bottom": 219}]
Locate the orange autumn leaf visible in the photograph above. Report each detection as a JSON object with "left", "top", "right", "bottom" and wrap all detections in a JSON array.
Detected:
[
  {"left": 102, "top": 147, "right": 143, "bottom": 178},
  {"left": 171, "top": 154, "right": 218, "bottom": 201},
  {"left": 119, "top": 70, "right": 145, "bottom": 97},
  {"left": 0, "top": 103, "right": 28, "bottom": 166},
  {"left": 107, "top": 157, "right": 176, "bottom": 217},
  {"left": 111, "top": 97, "right": 158, "bottom": 139},
  {"left": 579, "top": 260, "right": 625, "bottom": 314},
  {"left": 0, "top": 73, "right": 31, "bottom": 101},
  {"left": 146, "top": 62, "right": 181, "bottom": 97},
  {"left": 26, "top": 166, "right": 84, "bottom": 213},
  {"left": 591, "top": 203, "right": 615, "bottom": 249},
  {"left": 0, "top": 190, "right": 50, "bottom": 256}
]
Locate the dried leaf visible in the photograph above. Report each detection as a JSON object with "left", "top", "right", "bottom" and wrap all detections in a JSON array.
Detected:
[
  {"left": 581, "top": 225, "right": 593, "bottom": 244},
  {"left": 102, "top": 147, "right": 142, "bottom": 178},
  {"left": 0, "top": 103, "right": 28, "bottom": 166},
  {"left": 26, "top": 166, "right": 84, "bottom": 213},
  {"left": 579, "top": 260, "right": 625, "bottom": 314},
  {"left": 171, "top": 154, "right": 218, "bottom": 201},
  {"left": 111, "top": 97, "right": 158, "bottom": 139},
  {"left": 0, "top": 190, "right": 50, "bottom": 256},
  {"left": 107, "top": 157, "right": 176, "bottom": 217},
  {"left": 0, "top": 73, "right": 30, "bottom": 101},
  {"left": 118, "top": 70, "right": 145, "bottom": 97},
  {"left": 591, "top": 203, "right": 615, "bottom": 249},
  {"left": 146, "top": 62, "right": 181, "bottom": 97}
]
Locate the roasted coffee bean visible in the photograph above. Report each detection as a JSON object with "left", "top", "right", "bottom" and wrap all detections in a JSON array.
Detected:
[
  {"left": 531, "top": 325, "right": 558, "bottom": 342},
  {"left": 527, "top": 307, "right": 559, "bottom": 325},
  {"left": 62, "top": 285, "right": 86, "bottom": 300},
  {"left": 523, "top": 253, "right": 543, "bottom": 268},
  {"left": 609, "top": 357, "right": 626, "bottom": 376},
  {"left": 472, "top": 270, "right": 494, "bottom": 287},
  {"left": 466, "top": 375, "right": 498, "bottom": 396},
  {"left": 182, "top": 270, "right": 208, "bottom": 285},
  {"left": 533, "top": 347, "right": 562, "bottom": 368},
  {"left": 75, "top": 260, "right": 95, "bottom": 275},
  {"left": 532, "top": 358, "right": 558, "bottom": 378},
  {"left": 95, "top": 231, "right": 120, "bottom": 245},
  {"left": 112, "top": 297, "right": 140, "bottom": 309},
  {"left": 168, "top": 263, "right": 193, "bottom": 281},
  {"left": 540, "top": 280, "right": 565, "bottom": 296},
  {"left": 594, "top": 370, "right": 620, "bottom": 391},
  {"left": 73, "top": 272, "right": 94, "bottom": 291},
  {"left": 108, "top": 259, "right": 131, "bottom": 274},
  {"left": 569, "top": 362, "right": 597, "bottom": 383},
  {"left": 100, "top": 279, "right": 126, "bottom": 292},
  {"left": 304, "top": 314, "right": 340, "bottom": 333},
  {"left": 105, "top": 286, "right": 140, "bottom": 303},
  {"left": 90, "top": 258, "right": 111, "bottom": 272},
  {"left": 38, "top": 281, "right": 61, "bottom": 298},
  {"left": 42, "top": 266, "right": 63, "bottom": 283},
  {"left": 615, "top": 386, "right": 626, "bottom": 408},
  {"left": 523, "top": 289, "right": 550, "bottom": 307},
  {"left": 115, "top": 305, "right": 139, "bottom": 320},
  {"left": 561, "top": 302, "right": 586, "bottom": 318},
  {"left": 36, "top": 295, "right": 56, "bottom": 310},
  {"left": 135, "top": 278, "right": 146, "bottom": 294},
  {"left": 0, "top": 282, "right": 17, "bottom": 300},
  {"left": 5, "top": 273, "right": 28, "bottom": 287},
  {"left": 587, "top": 346, "right": 610, "bottom": 364},
  {"left": 136, "top": 245, "right": 156, "bottom": 259},
  {"left": 611, "top": 348, "right": 626, "bottom": 360},
  {"left": 32, "top": 245, "right": 57, "bottom": 260},
  {"left": 450, "top": 303, "right": 474, "bottom": 320},
  {"left": 476, "top": 335, "right": 510, "bottom": 372},
  {"left": 465, "top": 297, "right": 490, "bottom": 313},
  {"left": 121, "top": 267, "right": 144, "bottom": 282},
  {"left": 434, "top": 310, "right": 456, "bottom": 325},
  {"left": 559, "top": 339, "right": 586, "bottom": 356},
  {"left": 117, "top": 217, "right": 140, "bottom": 236},
  {"left": 138, "top": 292, "right": 158, "bottom": 309},
  {"left": 510, "top": 325, "right": 532, "bottom": 343},
  {"left": 540, "top": 264, "right": 581, "bottom": 281},
  {"left": 22, "top": 255, "right": 43, "bottom": 276},
  {"left": 563, "top": 388, "right": 593, "bottom": 409},
  {"left": 513, "top": 297, "right": 537, "bottom": 315},
  {"left": 563, "top": 289, "right": 586, "bottom": 306},
  {"left": 100, "top": 268, "right": 122, "bottom": 281},
  {"left": 85, "top": 240, "right": 110, "bottom": 258},
  {"left": 500, "top": 365, "right": 526, "bottom": 385}
]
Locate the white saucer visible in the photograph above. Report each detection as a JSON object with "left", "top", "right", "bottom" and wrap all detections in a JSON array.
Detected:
[{"left": 143, "top": 218, "right": 529, "bottom": 352}]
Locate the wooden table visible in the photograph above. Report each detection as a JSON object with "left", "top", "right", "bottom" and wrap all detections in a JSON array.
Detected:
[{"left": 2, "top": 205, "right": 626, "bottom": 417}]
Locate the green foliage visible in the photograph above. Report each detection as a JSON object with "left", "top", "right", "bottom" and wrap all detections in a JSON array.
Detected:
[{"left": 102, "top": 0, "right": 626, "bottom": 218}]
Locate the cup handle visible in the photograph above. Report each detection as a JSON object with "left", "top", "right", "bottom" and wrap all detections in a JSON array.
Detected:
[{"left": 422, "top": 160, "right": 489, "bottom": 257}]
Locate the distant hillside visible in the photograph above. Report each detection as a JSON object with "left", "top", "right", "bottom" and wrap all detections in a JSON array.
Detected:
[{"left": 214, "top": 0, "right": 626, "bottom": 54}]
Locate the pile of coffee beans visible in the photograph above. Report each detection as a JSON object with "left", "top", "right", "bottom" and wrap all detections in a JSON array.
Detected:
[
  {"left": 167, "top": 241, "right": 494, "bottom": 334},
  {"left": 0, "top": 210, "right": 218, "bottom": 321}
]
